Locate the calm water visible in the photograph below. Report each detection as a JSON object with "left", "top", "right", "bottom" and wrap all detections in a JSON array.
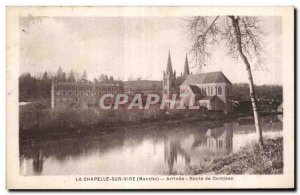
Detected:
[{"left": 20, "top": 115, "right": 282, "bottom": 175}]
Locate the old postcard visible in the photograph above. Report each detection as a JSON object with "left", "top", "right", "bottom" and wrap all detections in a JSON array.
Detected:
[{"left": 6, "top": 6, "right": 294, "bottom": 189}]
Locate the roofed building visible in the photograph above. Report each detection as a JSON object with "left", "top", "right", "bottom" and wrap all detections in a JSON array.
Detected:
[
  {"left": 51, "top": 81, "right": 124, "bottom": 109},
  {"left": 162, "top": 51, "right": 233, "bottom": 113}
]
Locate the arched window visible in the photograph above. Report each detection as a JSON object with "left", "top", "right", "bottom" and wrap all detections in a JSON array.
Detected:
[{"left": 218, "top": 86, "right": 222, "bottom": 95}]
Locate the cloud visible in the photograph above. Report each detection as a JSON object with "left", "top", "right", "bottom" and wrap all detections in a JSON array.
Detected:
[{"left": 19, "top": 16, "right": 282, "bottom": 85}]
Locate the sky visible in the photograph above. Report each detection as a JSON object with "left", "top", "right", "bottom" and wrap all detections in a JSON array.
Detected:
[{"left": 19, "top": 16, "right": 282, "bottom": 85}]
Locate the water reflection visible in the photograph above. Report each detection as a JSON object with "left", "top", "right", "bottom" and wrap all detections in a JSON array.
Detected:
[
  {"left": 20, "top": 115, "right": 282, "bottom": 175},
  {"left": 164, "top": 123, "right": 233, "bottom": 174}
]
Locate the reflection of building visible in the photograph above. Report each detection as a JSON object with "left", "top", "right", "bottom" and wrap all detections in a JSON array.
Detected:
[
  {"left": 51, "top": 81, "right": 123, "bottom": 109},
  {"left": 162, "top": 51, "right": 233, "bottom": 113},
  {"left": 163, "top": 123, "right": 233, "bottom": 174},
  {"left": 193, "top": 123, "right": 233, "bottom": 154}
]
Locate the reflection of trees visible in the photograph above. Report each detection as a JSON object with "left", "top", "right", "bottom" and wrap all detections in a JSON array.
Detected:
[
  {"left": 20, "top": 115, "right": 282, "bottom": 175},
  {"left": 234, "top": 115, "right": 283, "bottom": 134},
  {"left": 164, "top": 135, "right": 180, "bottom": 174},
  {"left": 32, "top": 147, "right": 44, "bottom": 174},
  {"left": 20, "top": 127, "right": 163, "bottom": 174}
]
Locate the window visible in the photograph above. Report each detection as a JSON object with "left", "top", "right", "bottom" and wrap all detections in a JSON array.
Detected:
[
  {"left": 219, "top": 140, "right": 223, "bottom": 148},
  {"left": 69, "top": 92, "right": 72, "bottom": 95},
  {"left": 75, "top": 98, "right": 78, "bottom": 101},
  {"left": 218, "top": 86, "right": 222, "bottom": 95},
  {"left": 63, "top": 91, "right": 65, "bottom": 96},
  {"left": 211, "top": 87, "right": 213, "bottom": 95}
]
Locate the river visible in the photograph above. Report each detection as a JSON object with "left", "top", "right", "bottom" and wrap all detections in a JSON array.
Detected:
[{"left": 20, "top": 115, "right": 283, "bottom": 175}]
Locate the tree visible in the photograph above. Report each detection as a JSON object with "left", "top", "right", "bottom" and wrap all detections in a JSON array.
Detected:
[
  {"left": 187, "top": 16, "right": 264, "bottom": 148},
  {"left": 42, "top": 71, "right": 48, "bottom": 81},
  {"left": 61, "top": 72, "right": 66, "bottom": 82},
  {"left": 109, "top": 76, "right": 114, "bottom": 81},
  {"left": 80, "top": 70, "right": 88, "bottom": 83},
  {"left": 68, "top": 70, "right": 76, "bottom": 82},
  {"left": 56, "top": 67, "right": 63, "bottom": 79},
  {"left": 99, "top": 74, "right": 106, "bottom": 81}
]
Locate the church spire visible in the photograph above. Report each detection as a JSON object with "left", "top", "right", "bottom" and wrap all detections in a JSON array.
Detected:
[
  {"left": 183, "top": 54, "right": 190, "bottom": 76},
  {"left": 166, "top": 50, "right": 173, "bottom": 73}
]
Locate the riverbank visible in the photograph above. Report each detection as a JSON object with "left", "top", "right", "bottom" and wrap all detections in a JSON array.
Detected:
[
  {"left": 20, "top": 109, "right": 282, "bottom": 145},
  {"left": 188, "top": 137, "right": 283, "bottom": 175}
]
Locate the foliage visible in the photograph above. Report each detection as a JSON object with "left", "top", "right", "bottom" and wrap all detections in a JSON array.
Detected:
[
  {"left": 187, "top": 16, "right": 265, "bottom": 71},
  {"left": 232, "top": 83, "right": 282, "bottom": 102},
  {"left": 19, "top": 67, "right": 118, "bottom": 102},
  {"left": 186, "top": 137, "right": 283, "bottom": 175},
  {"left": 19, "top": 73, "right": 51, "bottom": 102}
]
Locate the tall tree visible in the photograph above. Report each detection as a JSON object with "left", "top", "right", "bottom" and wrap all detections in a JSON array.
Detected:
[
  {"left": 81, "top": 70, "right": 88, "bottom": 83},
  {"left": 42, "top": 71, "right": 48, "bottom": 81},
  {"left": 68, "top": 70, "right": 76, "bottom": 82},
  {"left": 104, "top": 75, "right": 108, "bottom": 81},
  {"left": 99, "top": 74, "right": 106, "bottom": 81},
  {"left": 187, "top": 16, "right": 264, "bottom": 147},
  {"left": 57, "top": 67, "right": 63, "bottom": 77}
]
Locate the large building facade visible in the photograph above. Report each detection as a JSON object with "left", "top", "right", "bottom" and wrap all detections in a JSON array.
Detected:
[
  {"left": 162, "top": 51, "right": 233, "bottom": 113},
  {"left": 51, "top": 81, "right": 124, "bottom": 109}
]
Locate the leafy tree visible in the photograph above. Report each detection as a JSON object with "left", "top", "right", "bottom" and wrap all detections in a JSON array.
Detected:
[
  {"left": 61, "top": 72, "right": 66, "bottom": 82},
  {"left": 99, "top": 74, "right": 106, "bottom": 81},
  {"left": 42, "top": 71, "right": 48, "bottom": 81},
  {"left": 187, "top": 16, "right": 265, "bottom": 147},
  {"left": 68, "top": 70, "right": 76, "bottom": 82},
  {"left": 80, "top": 70, "right": 88, "bottom": 83},
  {"left": 19, "top": 102, "right": 47, "bottom": 131}
]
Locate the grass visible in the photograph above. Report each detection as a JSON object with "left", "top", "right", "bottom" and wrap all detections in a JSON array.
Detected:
[{"left": 190, "top": 137, "right": 283, "bottom": 175}]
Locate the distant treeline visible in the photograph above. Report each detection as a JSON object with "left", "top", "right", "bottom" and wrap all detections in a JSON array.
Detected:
[
  {"left": 232, "top": 83, "right": 282, "bottom": 102},
  {"left": 19, "top": 67, "right": 116, "bottom": 102},
  {"left": 19, "top": 69, "right": 283, "bottom": 103}
]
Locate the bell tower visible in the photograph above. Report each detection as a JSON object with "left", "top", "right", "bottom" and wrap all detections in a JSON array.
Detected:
[
  {"left": 163, "top": 51, "right": 176, "bottom": 98},
  {"left": 183, "top": 54, "right": 190, "bottom": 76}
]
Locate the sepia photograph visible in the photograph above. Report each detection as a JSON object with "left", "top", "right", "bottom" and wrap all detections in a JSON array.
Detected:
[{"left": 6, "top": 6, "right": 294, "bottom": 189}]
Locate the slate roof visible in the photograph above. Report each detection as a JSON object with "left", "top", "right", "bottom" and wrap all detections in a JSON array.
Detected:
[
  {"left": 189, "top": 85, "right": 202, "bottom": 94},
  {"left": 182, "top": 71, "right": 231, "bottom": 85},
  {"left": 175, "top": 75, "right": 188, "bottom": 88}
]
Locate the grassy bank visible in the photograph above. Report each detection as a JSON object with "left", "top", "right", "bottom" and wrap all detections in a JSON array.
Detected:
[{"left": 189, "top": 137, "right": 283, "bottom": 175}]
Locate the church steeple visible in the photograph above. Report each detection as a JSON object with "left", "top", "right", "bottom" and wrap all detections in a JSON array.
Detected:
[
  {"left": 183, "top": 54, "right": 190, "bottom": 76},
  {"left": 166, "top": 50, "right": 173, "bottom": 73},
  {"left": 163, "top": 50, "right": 176, "bottom": 98}
]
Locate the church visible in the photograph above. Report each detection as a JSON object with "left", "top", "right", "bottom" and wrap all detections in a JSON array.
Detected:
[{"left": 162, "top": 51, "right": 233, "bottom": 114}]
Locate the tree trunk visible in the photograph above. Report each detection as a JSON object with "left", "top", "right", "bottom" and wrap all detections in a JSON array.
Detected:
[{"left": 229, "top": 16, "right": 264, "bottom": 148}]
